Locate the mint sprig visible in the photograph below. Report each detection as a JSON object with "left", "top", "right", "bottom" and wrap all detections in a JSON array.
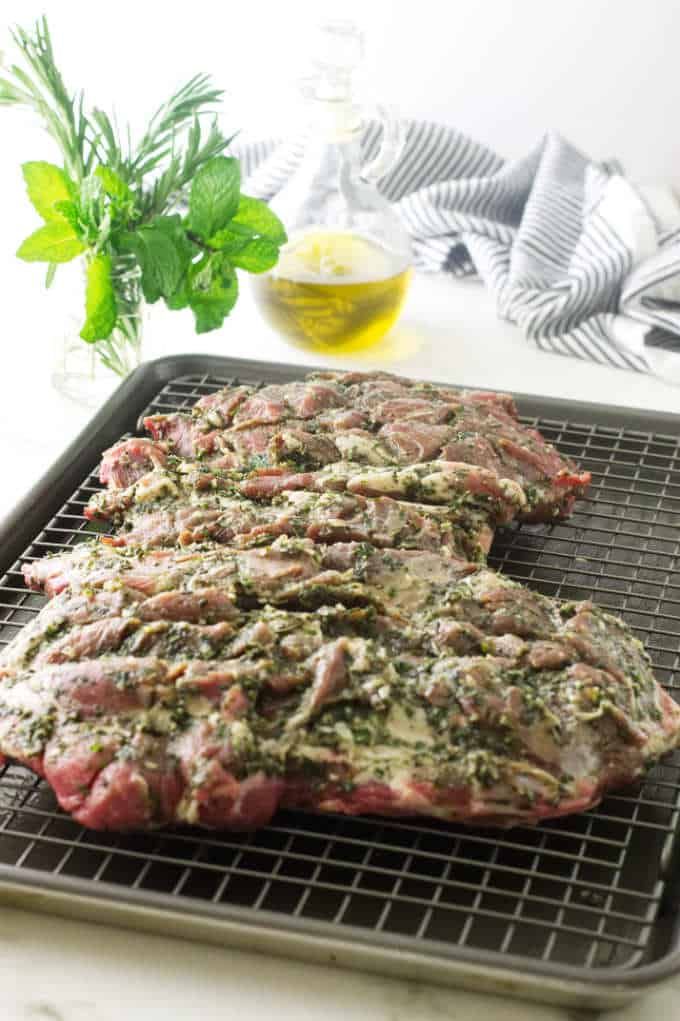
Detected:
[{"left": 15, "top": 155, "right": 286, "bottom": 341}]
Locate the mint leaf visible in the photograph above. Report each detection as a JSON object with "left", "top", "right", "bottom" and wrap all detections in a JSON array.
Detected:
[
  {"left": 21, "top": 161, "right": 75, "bottom": 222},
  {"left": 229, "top": 237, "right": 280, "bottom": 273},
  {"left": 95, "top": 165, "right": 133, "bottom": 203},
  {"left": 165, "top": 283, "right": 190, "bottom": 311},
  {"left": 232, "top": 195, "right": 287, "bottom": 245},
  {"left": 187, "top": 156, "right": 240, "bottom": 241},
  {"left": 188, "top": 253, "right": 238, "bottom": 333},
  {"left": 119, "top": 215, "right": 194, "bottom": 303},
  {"left": 210, "top": 198, "right": 287, "bottom": 254},
  {"left": 80, "top": 254, "right": 117, "bottom": 342},
  {"left": 208, "top": 221, "right": 257, "bottom": 254},
  {"left": 53, "top": 200, "right": 81, "bottom": 234},
  {"left": 209, "top": 195, "right": 285, "bottom": 273},
  {"left": 17, "top": 221, "right": 86, "bottom": 263}
]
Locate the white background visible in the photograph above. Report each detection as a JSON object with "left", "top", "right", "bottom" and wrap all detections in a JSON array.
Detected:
[{"left": 3, "top": 0, "right": 680, "bottom": 178}]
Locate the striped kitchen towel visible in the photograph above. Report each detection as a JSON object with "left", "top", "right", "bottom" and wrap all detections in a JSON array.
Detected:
[{"left": 236, "top": 125, "right": 680, "bottom": 380}]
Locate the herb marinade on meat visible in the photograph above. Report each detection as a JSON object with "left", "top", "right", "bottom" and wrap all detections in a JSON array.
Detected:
[
  {"left": 105, "top": 371, "right": 590, "bottom": 521},
  {"left": 1, "top": 370, "right": 678, "bottom": 831},
  {"left": 85, "top": 459, "right": 528, "bottom": 561}
]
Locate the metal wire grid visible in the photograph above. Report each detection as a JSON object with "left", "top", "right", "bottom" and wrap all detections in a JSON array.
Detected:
[{"left": 0, "top": 371, "right": 679, "bottom": 976}]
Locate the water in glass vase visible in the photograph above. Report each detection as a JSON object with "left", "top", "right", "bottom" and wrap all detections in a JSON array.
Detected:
[{"left": 252, "top": 230, "right": 411, "bottom": 354}]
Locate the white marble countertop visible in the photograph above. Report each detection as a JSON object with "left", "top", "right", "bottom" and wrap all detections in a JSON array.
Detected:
[{"left": 1, "top": 273, "right": 679, "bottom": 1020}]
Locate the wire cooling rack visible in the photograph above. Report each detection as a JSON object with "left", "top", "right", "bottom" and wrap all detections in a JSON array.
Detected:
[{"left": 0, "top": 362, "right": 679, "bottom": 1006}]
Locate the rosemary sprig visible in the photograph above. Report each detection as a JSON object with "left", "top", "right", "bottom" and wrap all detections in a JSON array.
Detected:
[
  {"left": 131, "top": 74, "right": 224, "bottom": 174},
  {"left": 0, "top": 18, "right": 92, "bottom": 181}
]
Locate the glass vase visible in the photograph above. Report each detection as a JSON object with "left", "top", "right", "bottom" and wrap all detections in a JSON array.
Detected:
[{"left": 52, "top": 254, "right": 144, "bottom": 408}]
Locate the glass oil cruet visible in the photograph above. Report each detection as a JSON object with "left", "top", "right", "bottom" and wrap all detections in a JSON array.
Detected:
[{"left": 251, "top": 20, "right": 413, "bottom": 354}]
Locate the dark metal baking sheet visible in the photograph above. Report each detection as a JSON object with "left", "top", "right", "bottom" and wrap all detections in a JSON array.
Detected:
[{"left": 1, "top": 353, "right": 679, "bottom": 1009}]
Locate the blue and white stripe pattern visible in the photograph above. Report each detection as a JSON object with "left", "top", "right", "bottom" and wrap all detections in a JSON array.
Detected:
[{"left": 236, "top": 124, "right": 680, "bottom": 379}]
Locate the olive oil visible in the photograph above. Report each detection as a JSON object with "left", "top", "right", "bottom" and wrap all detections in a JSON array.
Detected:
[
  {"left": 252, "top": 230, "right": 412, "bottom": 354},
  {"left": 250, "top": 22, "right": 413, "bottom": 353}
]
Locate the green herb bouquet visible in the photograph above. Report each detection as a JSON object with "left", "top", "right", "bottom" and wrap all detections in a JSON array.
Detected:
[{"left": 0, "top": 17, "right": 286, "bottom": 377}]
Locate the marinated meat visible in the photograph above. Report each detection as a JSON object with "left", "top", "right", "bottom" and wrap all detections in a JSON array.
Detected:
[
  {"left": 89, "top": 459, "right": 526, "bottom": 521},
  {"left": 85, "top": 461, "right": 528, "bottom": 561},
  {"left": 141, "top": 414, "right": 343, "bottom": 470},
  {"left": 22, "top": 537, "right": 479, "bottom": 618},
  {"left": 2, "top": 551, "right": 678, "bottom": 830},
  {"left": 100, "top": 438, "right": 168, "bottom": 489},
  {"left": 100, "top": 489, "right": 491, "bottom": 561},
  {"left": 103, "top": 371, "right": 589, "bottom": 521},
  {"left": 1, "top": 370, "right": 674, "bottom": 835}
]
